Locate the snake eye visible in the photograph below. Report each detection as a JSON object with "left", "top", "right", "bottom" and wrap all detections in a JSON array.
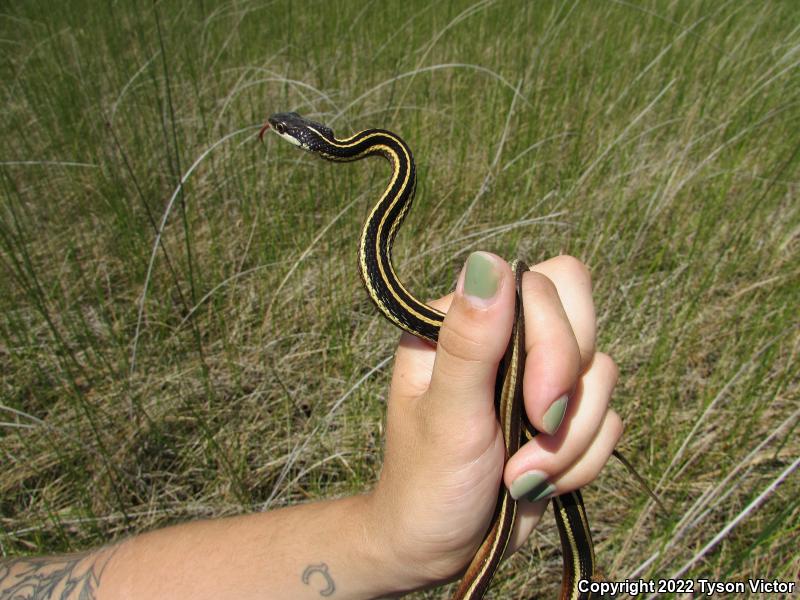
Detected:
[{"left": 276, "top": 123, "right": 286, "bottom": 134}]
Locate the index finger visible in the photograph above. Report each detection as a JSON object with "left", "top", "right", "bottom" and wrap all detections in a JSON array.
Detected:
[{"left": 530, "top": 255, "right": 596, "bottom": 372}]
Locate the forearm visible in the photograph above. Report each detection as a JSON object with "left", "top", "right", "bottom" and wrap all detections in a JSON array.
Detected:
[{"left": 1, "top": 495, "right": 416, "bottom": 600}]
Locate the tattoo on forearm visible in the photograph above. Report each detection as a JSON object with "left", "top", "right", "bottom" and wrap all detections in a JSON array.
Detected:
[
  {"left": 301, "top": 562, "right": 336, "bottom": 597},
  {"left": 0, "top": 546, "right": 118, "bottom": 600}
]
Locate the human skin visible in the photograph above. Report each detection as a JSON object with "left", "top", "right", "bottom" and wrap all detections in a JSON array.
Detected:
[{"left": 0, "top": 254, "right": 621, "bottom": 600}]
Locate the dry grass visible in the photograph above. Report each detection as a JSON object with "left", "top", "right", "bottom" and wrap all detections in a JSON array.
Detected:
[{"left": 2, "top": 1, "right": 798, "bottom": 597}]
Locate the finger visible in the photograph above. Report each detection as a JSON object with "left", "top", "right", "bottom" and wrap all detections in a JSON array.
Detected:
[
  {"left": 546, "top": 408, "right": 623, "bottom": 493},
  {"left": 511, "top": 408, "right": 622, "bottom": 506},
  {"left": 426, "top": 252, "right": 515, "bottom": 424},
  {"left": 503, "top": 496, "right": 547, "bottom": 558},
  {"left": 530, "top": 256, "right": 596, "bottom": 371},
  {"left": 505, "top": 353, "right": 619, "bottom": 499},
  {"left": 521, "top": 270, "right": 582, "bottom": 435},
  {"left": 504, "top": 408, "right": 622, "bottom": 556}
]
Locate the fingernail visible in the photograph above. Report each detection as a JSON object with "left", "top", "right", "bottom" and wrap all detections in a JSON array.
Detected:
[
  {"left": 542, "top": 394, "right": 568, "bottom": 435},
  {"left": 509, "top": 470, "right": 555, "bottom": 502},
  {"left": 463, "top": 252, "right": 501, "bottom": 304}
]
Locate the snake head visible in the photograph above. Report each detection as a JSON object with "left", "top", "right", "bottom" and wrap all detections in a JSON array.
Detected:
[{"left": 259, "top": 112, "right": 335, "bottom": 150}]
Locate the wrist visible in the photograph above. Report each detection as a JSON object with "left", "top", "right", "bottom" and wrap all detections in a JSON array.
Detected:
[
  {"left": 361, "top": 488, "right": 456, "bottom": 595},
  {"left": 357, "top": 491, "right": 431, "bottom": 595}
]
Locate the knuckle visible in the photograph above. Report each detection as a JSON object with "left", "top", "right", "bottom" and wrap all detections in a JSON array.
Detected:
[
  {"left": 607, "top": 409, "right": 624, "bottom": 443},
  {"left": 437, "top": 321, "right": 485, "bottom": 365},
  {"left": 522, "top": 270, "right": 559, "bottom": 300},
  {"left": 594, "top": 352, "right": 619, "bottom": 386},
  {"left": 551, "top": 255, "right": 592, "bottom": 288}
]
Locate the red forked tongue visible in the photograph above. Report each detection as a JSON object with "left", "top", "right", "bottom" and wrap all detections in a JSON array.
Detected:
[{"left": 258, "top": 121, "right": 270, "bottom": 142}]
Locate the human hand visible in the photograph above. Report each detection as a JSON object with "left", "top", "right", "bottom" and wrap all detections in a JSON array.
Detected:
[
  {"left": 367, "top": 253, "right": 622, "bottom": 590},
  {"left": 13, "top": 253, "right": 622, "bottom": 600}
]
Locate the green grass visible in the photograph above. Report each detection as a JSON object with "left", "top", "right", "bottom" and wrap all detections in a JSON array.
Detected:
[{"left": 1, "top": 0, "right": 798, "bottom": 597}]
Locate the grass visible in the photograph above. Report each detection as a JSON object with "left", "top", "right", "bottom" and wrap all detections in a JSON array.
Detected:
[{"left": 1, "top": 0, "right": 798, "bottom": 597}]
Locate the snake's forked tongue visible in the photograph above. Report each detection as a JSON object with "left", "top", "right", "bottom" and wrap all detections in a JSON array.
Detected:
[{"left": 258, "top": 121, "right": 270, "bottom": 142}]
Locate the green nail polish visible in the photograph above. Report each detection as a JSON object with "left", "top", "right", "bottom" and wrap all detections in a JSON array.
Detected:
[
  {"left": 509, "top": 470, "right": 552, "bottom": 501},
  {"left": 463, "top": 252, "right": 500, "bottom": 301},
  {"left": 526, "top": 480, "right": 556, "bottom": 503},
  {"left": 543, "top": 394, "right": 568, "bottom": 435}
]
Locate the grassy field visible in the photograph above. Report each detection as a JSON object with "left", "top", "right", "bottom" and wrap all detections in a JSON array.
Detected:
[{"left": 1, "top": 0, "right": 798, "bottom": 597}]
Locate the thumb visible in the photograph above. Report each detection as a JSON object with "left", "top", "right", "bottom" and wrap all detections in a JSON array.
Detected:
[{"left": 427, "top": 252, "right": 516, "bottom": 423}]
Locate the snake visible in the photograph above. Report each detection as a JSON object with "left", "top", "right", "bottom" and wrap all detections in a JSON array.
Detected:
[{"left": 260, "top": 112, "right": 597, "bottom": 599}]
